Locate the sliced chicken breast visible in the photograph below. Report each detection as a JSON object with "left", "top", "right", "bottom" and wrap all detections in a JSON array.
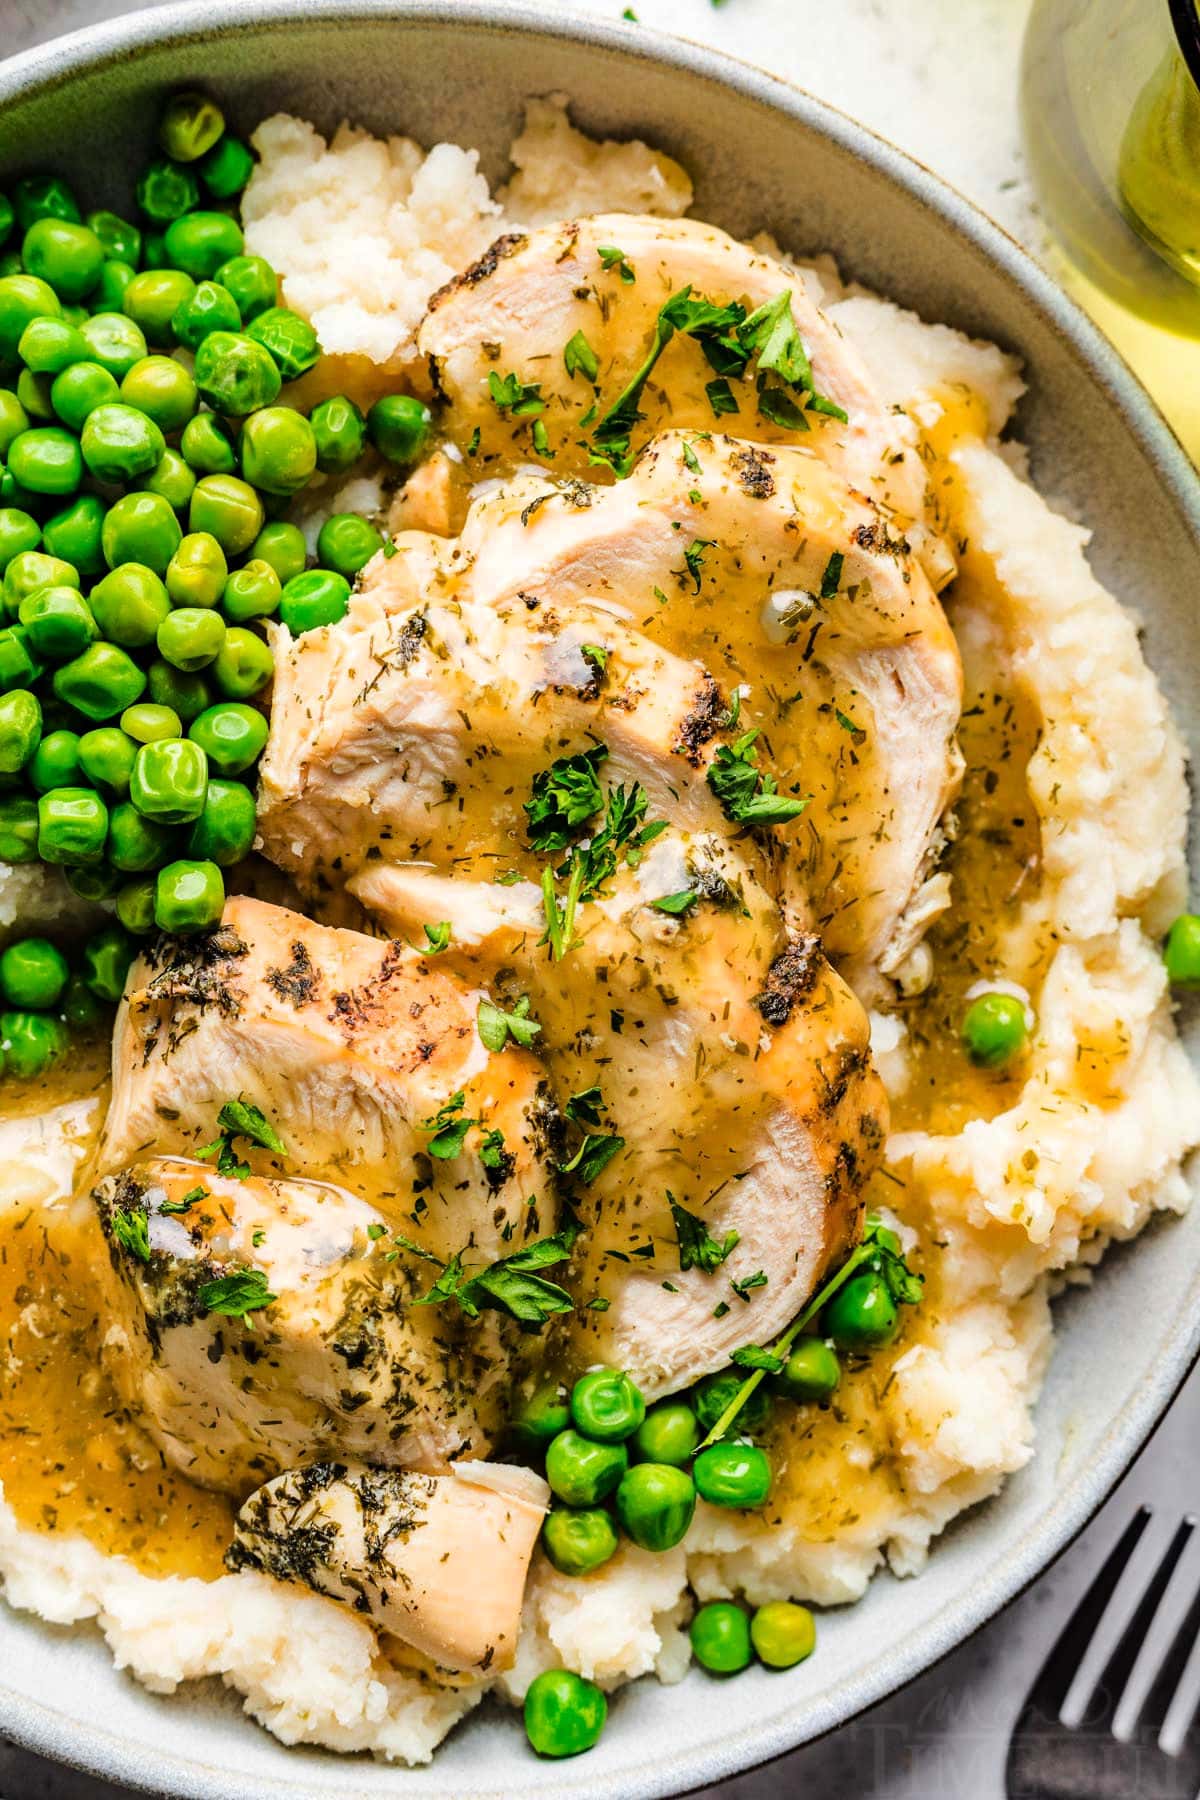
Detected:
[
  {"left": 102, "top": 894, "right": 556, "bottom": 1258},
  {"left": 229, "top": 1459, "right": 549, "bottom": 1673},
  {"left": 93, "top": 1158, "right": 519, "bottom": 1490},
  {"left": 418, "top": 212, "right": 936, "bottom": 562}
]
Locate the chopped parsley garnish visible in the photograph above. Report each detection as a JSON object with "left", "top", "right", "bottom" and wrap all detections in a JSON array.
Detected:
[
  {"left": 564, "top": 329, "right": 599, "bottom": 381},
  {"left": 111, "top": 1206, "right": 150, "bottom": 1264},
  {"left": 419, "top": 1090, "right": 475, "bottom": 1160},
  {"left": 479, "top": 1128, "right": 510, "bottom": 1172},
  {"left": 487, "top": 370, "right": 545, "bottom": 417},
  {"left": 706, "top": 728, "right": 809, "bottom": 828},
  {"left": 478, "top": 995, "right": 542, "bottom": 1053},
  {"left": 682, "top": 441, "right": 701, "bottom": 474},
  {"left": 565, "top": 1085, "right": 605, "bottom": 1126},
  {"left": 597, "top": 244, "right": 636, "bottom": 283},
  {"left": 466, "top": 426, "right": 481, "bottom": 454},
  {"left": 403, "top": 1221, "right": 579, "bottom": 1326},
  {"left": 651, "top": 888, "right": 698, "bottom": 916},
  {"left": 197, "top": 1268, "right": 277, "bottom": 1321},
  {"left": 705, "top": 378, "right": 739, "bottom": 417},
  {"left": 197, "top": 1099, "right": 286, "bottom": 1181},
  {"left": 531, "top": 418, "right": 554, "bottom": 459},
  {"left": 669, "top": 1194, "right": 739, "bottom": 1273},
  {"left": 366, "top": 1221, "right": 387, "bottom": 1241},
  {"left": 581, "top": 642, "right": 609, "bottom": 678},
  {"left": 676, "top": 538, "right": 714, "bottom": 593},
  {"left": 730, "top": 1343, "right": 783, "bottom": 1372},
  {"left": 731, "top": 1269, "right": 769, "bottom": 1300},
  {"left": 560, "top": 1085, "right": 624, "bottom": 1184},
  {"left": 820, "top": 550, "right": 844, "bottom": 600},
  {"left": 160, "top": 1186, "right": 204, "bottom": 1216},
  {"left": 697, "top": 1215, "right": 924, "bottom": 1448},
  {"left": 420, "top": 921, "right": 452, "bottom": 955},
  {"left": 525, "top": 746, "right": 607, "bottom": 852}
]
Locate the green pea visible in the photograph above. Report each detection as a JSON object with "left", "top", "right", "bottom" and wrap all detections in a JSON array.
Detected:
[
  {"left": 310, "top": 394, "right": 366, "bottom": 475},
  {"left": 82, "top": 923, "right": 136, "bottom": 1001},
  {"left": 130, "top": 736, "right": 208, "bottom": 823},
  {"left": 1165, "top": 913, "right": 1200, "bottom": 988},
  {"left": 17, "top": 315, "right": 88, "bottom": 374},
  {"left": 89, "top": 564, "right": 170, "bottom": 648},
  {"left": 212, "top": 626, "right": 272, "bottom": 700},
  {"left": 213, "top": 254, "right": 277, "bottom": 323},
  {"left": 961, "top": 991, "right": 1028, "bottom": 1068},
  {"left": 368, "top": 393, "right": 431, "bottom": 466},
  {"left": 1, "top": 550, "right": 70, "bottom": 617},
  {"left": 239, "top": 405, "right": 317, "bottom": 495},
  {"left": 245, "top": 306, "right": 319, "bottom": 380},
  {"left": 119, "top": 355, "right": 197, "bottom": 432},
  {"left": 171, "top": 279, "right": 241, "bottom": 352},
  {"left": 141, "top": 232, "right": 168, "bottom": 272},
  {"left": 137, "top": 448, "right": 196, "bottom": 514},
  {"left": 122, "top": 271, "right": 197, "bottom": 349},
  {"left": 510, "top": 1380, "right": 571, "bottom": 1450},
  {"left": 13, "top": 178, "right": 80, "bottom": 232},
  {"left": 0, "top": 508, "right": 41, "bottom": 573},
  {"left": 87, "top": 210, "right": 142, "bottom": 267},
  {"left": 570, "top": 1369, "right": 646, "bottom": 1443},
  {"left": 179, "top": 412, "right": 236, "bottom": 475},
  {"left": 774, "top": 1338, "right": 841, "bottom": 1404},
  {"left": 540, "top": 1506, "right": 619, "bottom": 1577},
  {"left": 21, "top": 218, "right": 104, "bottom": 304},
  {"left": 187, "top": 701, "right": 267, "bottom": 775},
  {"left": 29, "top": 727, "right": 82, "bottom": 793},
  {"left": 0, "top": 628, "right": 40, "bottom": 692},
  {"left": 523, "top": 1669, "right": 606, "bottom": 1760},
  {"left": 8, "top": 427, "right": 82, "bottom": 496},
  {"left": 749, "top": 1601, "right": 815, "bottom": 1670},
  {"left": 0, "top": 793, "right": 38, "bottom": 861},
  {"left": 0, "top": 472, "right": 39, "bottom": 513},
  {"left": 147, "top": 658, "right": 210, "bottom": 724},
  {"left": 545, "top": 1429, "right": 627, "bottom": 1507},
  {"left": 632, "top": 1401, "right": 700, "bottom": 1467},
  {"left": 165, "top": 531, "right": 227, "bottom": 609},
  {"left": 163, "top": 211, "right": 244, "bottom": 282},
  {"left": 822, "top": 1271, "right": 898, "bottom": 1351},
  {"left": 50, "top": 360, "right": 120, "bottom": 432},
  {"left": 135, "top": 160, "right": 199, "bottom": 225},
  {"left": 61, "top": 971, "right": 103, "bottom": 1031},
  {"left": 36, "top": 784, "right": 108, "bottom": 864},
  {"left": 689, "top": 1602, "right": 752, "bottom": 1675},
  {"left": 692, "top": 1442, "right": 772, "bottom": 1510},
  {"left": 221, "top": 559, "right": 280, "bottom": 623},
  {"left": 93, "top": 260, "right": 136, "bottom": 312},
  {"left": 0, "top": 195, "right": 10, "bottom": 248},
  {"left": 0, "top": 937, "right": 68, "bottom": 1009},
  {"left": 107, "top": 799, "right": 178, "bottom": 872},
  {"left": 42, "top": 494, "right": 105, "bottom": 576},
  {"left": 81, "top": 404, "right": 165, "bottom": 485},
  {"left": 0, "top": 391, "right": 30, "bottom": 457},
  {"left": 185, "top": 776, "right": 255, "bottom": 866},
  {"left": 278, "top": 567, "right": 350, "bottom": 634},
  {"left": 115, "top": 875, "right": 157, "bottom": 935},
  {"left": 159, "top": 91, "right": 225, "bottom": 163},
  {"left": 193, "top": 331, "right": 281, "bottom": 417},
  {"left": 154, "top": 857, "right": 224, "bottom": 933},
  {"left": 0, "top": 688, "right": 41, "bottom": 773},
  {"left": 693, "top": 1369, "right": 773, "bottom": 1440},
  {"left": 199, "top": 137, "right": 255, "bottom": 201},
  {"left": 247, "top": 524, "right": 304, "bottom": 590},
  {"left": 316, "top": 512, "right": 384, "bottom": 579},
  {"left": 16, "top": 368, "right": 55, "bottom": 422},
  {"left": 158, "top": 606, "right": 226, "bottom": 673},
  {"left": 1, "top": 1010, "right": 68, "bottom": 1078},
  {"left": 77, "top": 727, "right": 137, "bottom": 794},
  {"left": 53, "top": 641, "right": 146, "bottom": 721},
  {"left": 121, "top": 702, "right": 181, "bottom": 744},
  {"left": 615, "top": 1461, "right": 695, "bottom": 1551},
  {"left": 0, "top": 275, "right": 62, "bottom": 360},
  {"left": 188, "top": 474, "right": 264, "bottom": 555},
  {"left": 78, "top": 311, "right": 148, "bottom": 379},
  {"left": 101, "top": 492, "right": 182, "bottom": 577},
  {"left": 18, "top": 585, "right": 96, "bottom": 661}
]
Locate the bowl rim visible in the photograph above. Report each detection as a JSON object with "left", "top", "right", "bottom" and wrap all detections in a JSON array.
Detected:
[{"left": 0, "top": 3, "right": 1198, "bottom": 1797}]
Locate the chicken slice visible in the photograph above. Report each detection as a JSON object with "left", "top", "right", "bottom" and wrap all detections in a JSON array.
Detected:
[
  {"left": 93, "top": 1158, "right": 519, "bottom": 1490},
  {"left": 418, "top": 213, "right": 937, "bottom": 565},
  {"left": 229, "top": 1459, "right": 549, "bottom": 1673},
  {"left": 102, "top": 894, "right": 556, "bottom": 1257}
]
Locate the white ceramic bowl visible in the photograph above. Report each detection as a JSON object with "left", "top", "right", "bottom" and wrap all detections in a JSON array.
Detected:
[{"left": 1, "top": 5, "right": 1197, "bottom": 1795}]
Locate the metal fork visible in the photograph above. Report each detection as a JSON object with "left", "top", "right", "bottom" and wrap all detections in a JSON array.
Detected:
[{"left": 1006, "top": 1509, "right": 1200, "bottom": 1799}]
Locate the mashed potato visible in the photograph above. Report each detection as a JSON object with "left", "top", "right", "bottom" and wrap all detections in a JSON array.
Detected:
[{"left": 0, "top": 99, "right": 1195, "bottom": 1764}]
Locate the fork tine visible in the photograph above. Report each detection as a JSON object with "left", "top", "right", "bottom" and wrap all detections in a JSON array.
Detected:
[
  {"left": 1082, "top": 1518, "right": 1195, "bottom": 1732},
  {"left": 1134, "top": 1528, "right": 1200, "bottom": 1741},
  {"left": 1024, "top": 1508, "right": 1152, "bottom": 1718}
]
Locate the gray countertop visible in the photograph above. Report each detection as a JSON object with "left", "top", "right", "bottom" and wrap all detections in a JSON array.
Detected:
[{"left": 1, "top": 3, "right": 1196, "bottom": 1796}]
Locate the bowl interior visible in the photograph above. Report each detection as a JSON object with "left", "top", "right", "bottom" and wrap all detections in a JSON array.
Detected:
[{"left": 0, "top": 6, "right": 1197, "bottom": 1797}]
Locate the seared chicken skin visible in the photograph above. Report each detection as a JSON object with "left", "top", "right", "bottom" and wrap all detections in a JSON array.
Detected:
[
  {"left": 229, "top": 1459, "right": 549, "bottom": 1672},
  {"left": 93, "top": 1158, "right": 519, "bottom": 1488}
]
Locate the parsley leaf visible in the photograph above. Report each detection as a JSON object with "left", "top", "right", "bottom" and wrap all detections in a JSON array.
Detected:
[
  {"left": 531, "top": 418, "right": 554, "bottom": 459},
  {"left": 420, "top": 1091, "right": 476, "bottom": 1160},
  {"left": 581, "top": 642, "right": 609, "bottom": 678},
  {"left": 478, "top": 995, "right": 542, "bottom": 1053},
  {"left": 564, "top": 329, "right": 599, "bottom": 381},
  {"left": 197, "top": 1099, "right": 285, "bottom": 1181},
  {"left": 420, "top": 921, "right": 452, "bottom": 955},
  {"left": 676, "top": 538, "right": 714, "bottom": 593},
  {"left": 565, "top": 1086, "right": 605, "bottom": 1126},
  {"left": 669, "top": 1194, "right": 739, "bottom": 1273},
  {"left": 525, "top": 747, "right": 607, "bottom": 852},
  {"left": 597, "top": 244, "right": 636, "bottom": 283},
  {"left": 731, "top": 1269, "right": 769, "bottom": 1300},
  {"left": 478, "top": 1128, "right": 509, "bottom": 1172},
  {"left": 198, "top": 1268, "right": 276, "bottom": 1320},
  {"left": 404, "top": 1222, "right": 579, "bottom": 1326},
  {"left": 705, "top": 377, "right": 739, "bottom": 417},
  {"left": 111, "top": 1206, "right": 150, "bottom": 1263},
  {"left": 682, "top": 440, "right": 701, "bottom": 475},
  {"left": 731, "top": 1343, "right": 783, "bottom": 1372},
  {"left": 651, "top": 889, "right": 698, "bottom": 916},
  {"left": 160, "top": 1185, "right": 204, "bottom": 1216},
  {"left": 740, "top": 290, "right": 813, "bottom": 388},
  {"left": 560, "top": 1132, "right": 625, "bottom": 1183},
  {"left": 487, "top": 369, "right": 545, "bottom": 417},
  {"left": 528, "top": 747, "right": 667, "bottom": 960},
  {"left": 706, "top": 729, "right": 808, "bottom": 828},
  {"left": 820, "top": 551, "right": 844, "bottom": 600}
]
